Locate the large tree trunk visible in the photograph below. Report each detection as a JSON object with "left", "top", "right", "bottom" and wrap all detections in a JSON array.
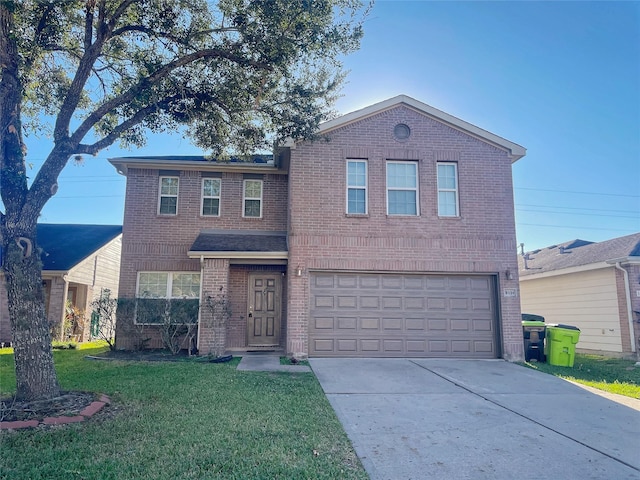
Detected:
[
  {"left": 3, "top": 230, "right": 61, "bottom": 401},
  {"left": 1, "top": 3, "right": 62, "bottom": 402}
]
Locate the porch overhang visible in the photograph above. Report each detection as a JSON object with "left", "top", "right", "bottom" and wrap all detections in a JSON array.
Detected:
[{"left": 187, "top": 230, "right": 288, "bottom": 264}]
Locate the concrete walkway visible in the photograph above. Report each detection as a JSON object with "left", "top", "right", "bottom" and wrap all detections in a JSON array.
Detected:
[
  {"left": 236, "top": 354, "right": 311, "bottom": 373},
  {"left": 310, "top": 358, "right": 640, "bottom": 480}
]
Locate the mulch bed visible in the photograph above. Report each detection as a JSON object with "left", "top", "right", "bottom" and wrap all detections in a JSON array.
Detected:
[
  {"left": 88, "top": 348, "right": 197, "bottom": 362},
  {"left": 1, "top": 391, "right": 99, "bottom": 424},
  {"left": 1, "top": 350, "right": 232, "bottom": 427}
]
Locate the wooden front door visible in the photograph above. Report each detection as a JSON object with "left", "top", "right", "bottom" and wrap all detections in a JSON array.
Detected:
[{"left": 247, "top": 273, "right": 282, "bottom": 347}]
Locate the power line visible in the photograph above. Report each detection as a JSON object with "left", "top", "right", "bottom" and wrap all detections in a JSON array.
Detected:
[
  {"left": 517, "top": 222, "right": 637, "bottom": 232},
  {"left": 517, "top": 208, "right": 640, "bottom": 220},
  {"left": 516, "top": 187, "right": 640, "bottom": 198},
  {"left": 516, "top": 203, "right": 640, "bottom": 215}
]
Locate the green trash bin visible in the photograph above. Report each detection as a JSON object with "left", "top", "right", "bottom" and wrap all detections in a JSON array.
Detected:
[{"left": 545, "top": 324, "right": 580, "bottom": 367}]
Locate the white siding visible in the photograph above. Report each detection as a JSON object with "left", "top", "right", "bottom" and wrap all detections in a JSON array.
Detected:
[{"left": 520, "top": 267, "right": 622, "bottom": 353}]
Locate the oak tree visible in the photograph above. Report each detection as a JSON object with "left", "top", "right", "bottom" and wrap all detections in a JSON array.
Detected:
[{"left": 0, "top": 0, "right": 366, "bottom": 400}]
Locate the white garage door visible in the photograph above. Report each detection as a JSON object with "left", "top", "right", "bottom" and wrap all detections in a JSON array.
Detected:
[{"left": 309, "top": 273, "right": 499, "bottom": 358}]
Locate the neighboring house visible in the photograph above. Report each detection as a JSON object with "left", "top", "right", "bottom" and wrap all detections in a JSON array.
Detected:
[
  {"left": 110, "top": 95, "right": 527, "bottom": 360},
  {"left": 0, "top": 224, "right": 122, "bottom": 344},
  {"left": 518, "top": 233, "right": 640, "bottom": 358}
]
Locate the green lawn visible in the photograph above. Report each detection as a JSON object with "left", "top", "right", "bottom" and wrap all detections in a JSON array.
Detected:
[
  {"left": 0, "top": 345, "right": 367, "bottom": 480},
  {"left": 522, "top": 354, "right": 640, "bottom": 399}
]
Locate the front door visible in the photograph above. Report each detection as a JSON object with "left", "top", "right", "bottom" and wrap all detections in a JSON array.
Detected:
[{"left": 247, "top": 273, "right": 282, "bottom": 347}]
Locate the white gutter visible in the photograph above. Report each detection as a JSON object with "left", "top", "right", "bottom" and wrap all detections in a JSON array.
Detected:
[
  {"left": 609, "top": 261, "right": 636, "bottom": 354},
  {"left": 187, "top": 251, "right": 288, "bottom": 260}
]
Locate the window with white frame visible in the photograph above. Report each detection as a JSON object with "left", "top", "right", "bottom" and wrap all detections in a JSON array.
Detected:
[
  {"left": 386, "top": 161, "right": 419, "bottom": 215},
  {"left": 243, "top": 179, "right": 263, "bottom": 218},
  {"left": 346, "top": 159, "right": 368, "bottom": 214},
  {"left": 137, "top": 272, "right": 201, "bottom": 299},
  {"left": 437, "top": 162, "right": 459, "bottom": 217},
  {"left": 135, "top": 272, "right": 200, "bottom": 325},
  {"left": 201, "top": 178, "right": 221, "bottom": 216},
  {"left": 158, "top": 176, "right": 179, "bottom": 215}
]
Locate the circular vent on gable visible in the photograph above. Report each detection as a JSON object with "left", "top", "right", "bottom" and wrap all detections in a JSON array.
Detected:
[{"left": 394, "top": 123, "right": 411, "bottom": 140}]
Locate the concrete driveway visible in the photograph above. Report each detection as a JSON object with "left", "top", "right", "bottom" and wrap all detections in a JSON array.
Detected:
[{"left": 310, "top": 358, "right": 640, "bottom": 480}]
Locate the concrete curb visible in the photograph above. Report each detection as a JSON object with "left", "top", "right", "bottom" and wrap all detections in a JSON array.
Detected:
[{"left": 0, "top": 394, "right": 111, "bottom": 431}]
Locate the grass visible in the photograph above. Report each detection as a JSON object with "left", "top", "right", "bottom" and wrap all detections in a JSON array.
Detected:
[
  {"left": 522, "top": 354, "right": 640, "bottom": 399},
  {"left": 0, "top": 344, "right": 367, "bottom": 480}
]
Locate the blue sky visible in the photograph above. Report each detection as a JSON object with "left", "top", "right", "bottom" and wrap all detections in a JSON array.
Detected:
[{"left": 23, "top": 0, "right": 640, "bottom": 252}]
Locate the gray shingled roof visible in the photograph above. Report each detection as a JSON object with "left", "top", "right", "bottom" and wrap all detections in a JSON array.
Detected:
[
  {"left": 189, "top": 230, "right": 287, "bottom": 253},
  {"left": 518, "top": 232, "right": 640, "bottom": 276},
  {"left": 37, "top": 224, "right": 122, "bottom": 271}
]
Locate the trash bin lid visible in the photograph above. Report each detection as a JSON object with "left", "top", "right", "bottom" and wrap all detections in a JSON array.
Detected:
[
  {"left": 522, "top": 320, "right": 546, "bottom": 327},
  {"left": 546, "top": 324, "right": 580, "bottom": 331},
  {"left": 522, "top": 313, "right": 545, "bottom": 322}
]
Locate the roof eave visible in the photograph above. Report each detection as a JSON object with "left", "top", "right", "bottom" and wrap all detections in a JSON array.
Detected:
[
  {"left": 606, "top": 256, "right": 640, "bottom": 265},
  {"left": 187, "top": 251, "right": 288, "bottom": 260},
  {"left": 312, "top": 95, "right": 526, "bottom": 163},
  {"left": 519, "top": 261, "right": 613, "bottom": 280},
  {"left": 109, "top": 158, "right": 287, "bottom": 175}
]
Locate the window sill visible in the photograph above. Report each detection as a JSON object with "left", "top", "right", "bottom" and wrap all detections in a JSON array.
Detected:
[
  {"left": 437, "top": 215, "right": 461, "bottom": 220},
  {"left": 345, "top": 213, "right": 369, "bottom": 218}
]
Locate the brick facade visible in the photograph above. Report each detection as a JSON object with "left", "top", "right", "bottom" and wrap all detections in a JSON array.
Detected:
[
  {"left": 287, "top": 105, "right": 523, "bottom": 359},
  {"left": 112, "top": 96, "right": 526, "bottom": 360}
]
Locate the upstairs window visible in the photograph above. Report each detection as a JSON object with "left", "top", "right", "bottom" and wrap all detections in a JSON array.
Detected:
[
  {"left": 346, "top": 159, "right": 368, "bottom": 214},
  {"left": 386, "top": 161, "right": 418, "bottom": 215},
  {"left": 201, "top": 178, "right": 221, "bottom": 216},
  {"left": 243, "top": 179, "right": 263, "bottom": 218},
  {"left": 437, "top": 163, "right": 459, "bottom": 217},
  {"left": 158, "top": 176, "right": 179, "bottom": 215}
]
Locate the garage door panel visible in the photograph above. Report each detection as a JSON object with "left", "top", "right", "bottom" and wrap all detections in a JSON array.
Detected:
[
  {"left": 450, "top": 298, "right": 469, "bottom": 310},
  {"left": 337, "top": 296, "right": 357, "bottom": 308},
  {"left": 381, "top": 276, "right": 404, "bottom": 289},
  {"left": 472, "top": 298, "right": 492, "bottom": 312},
  {"left": 337, "top": 275, "right": 358, "bottom": 288},
  {"left": 309, "top": 273, "right": 498, "bottom": 358},
  {"left": 382, "top": 296, "right": 402, "bottom": 309},
  {"left": 405, "top": 297, "right": 425, "bottom": 309},
  {"left": 359, "top": 317, "right": 379, "bottom": 330},
  {"left": 382, "top": 317, "right": 403, "bottom": 330},
  {"left": 427, "top": 297, "right": 447, "bottom": 310},
  {"left": 314, "top": 274, "right": 335, "bottom": 288},
  {"left": 451, "top": 319, "right": 471, "bottom": 331},
  {"left": 315, "top": 296, "right": 334, "bottom": 308},
  {"left": 360, "top": 296, "right": 380, "bottom": 309},
  {"left": 314, "top": 317, "right": 334, "bottom": 329}
]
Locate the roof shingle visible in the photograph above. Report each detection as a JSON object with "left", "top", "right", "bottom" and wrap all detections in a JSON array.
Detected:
[{"left": 519, "top": 232, "right": 640, "bottom": 276}]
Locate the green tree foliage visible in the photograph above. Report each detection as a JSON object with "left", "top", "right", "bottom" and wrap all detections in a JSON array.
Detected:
[{"left": 0, "top": 0, "right": 368, "bottom": 400}]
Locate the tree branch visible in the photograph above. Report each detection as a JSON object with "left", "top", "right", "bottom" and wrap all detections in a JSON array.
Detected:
[{"left": 69, "top": 47, "right": 272, "bottom": 146}]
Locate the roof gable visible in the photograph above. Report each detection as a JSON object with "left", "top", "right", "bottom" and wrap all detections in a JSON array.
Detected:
[
  {"left": 314, "top": 95, "right": 526, "bottom": 162},
  {"left": 37, "top": 224, "right": 122, "bottom": 271},
  {"left": 519, "top": 232, "right": 640, "bottom": 276}
]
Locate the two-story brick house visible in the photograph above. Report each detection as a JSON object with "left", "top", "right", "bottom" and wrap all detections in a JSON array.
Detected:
[{"left": 110, "top": 95, "right": 526, "bottom": 360}]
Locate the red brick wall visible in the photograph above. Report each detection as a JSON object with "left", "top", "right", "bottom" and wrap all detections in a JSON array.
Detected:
[
  {"left": 115, "top": 167, "right": 288, "bottom": 351},
  {"left": 287, "top": 105, "right": 523, "bottom": 359},
  {"left": 118, "top": 170, "right": 287, "bottom": 298}
]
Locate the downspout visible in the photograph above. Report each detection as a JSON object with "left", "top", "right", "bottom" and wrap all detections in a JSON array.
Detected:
[
  {"left": 196, "top": 255, "right": 204, "bottom": 353},
  {"left": 613, "top": 262, "right": 636, "bottom": 354}
]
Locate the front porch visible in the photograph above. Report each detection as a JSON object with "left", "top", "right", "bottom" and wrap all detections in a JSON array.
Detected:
[{"left": 190, "top": 229, "right": 289, "bottom": 356}]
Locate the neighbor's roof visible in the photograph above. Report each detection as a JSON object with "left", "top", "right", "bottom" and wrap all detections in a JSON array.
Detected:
[
  {"left": 313, "top": 94, "right": 527, "bottom": 162},
  {"left": 518, "top": 232, "right": 640, "bottom": 277},
  {"left": 38, "top": 224, "right": 122, "bottom": 271},
  {"left": 188, "top": 230, "right": 287, "bottom": 260}
]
